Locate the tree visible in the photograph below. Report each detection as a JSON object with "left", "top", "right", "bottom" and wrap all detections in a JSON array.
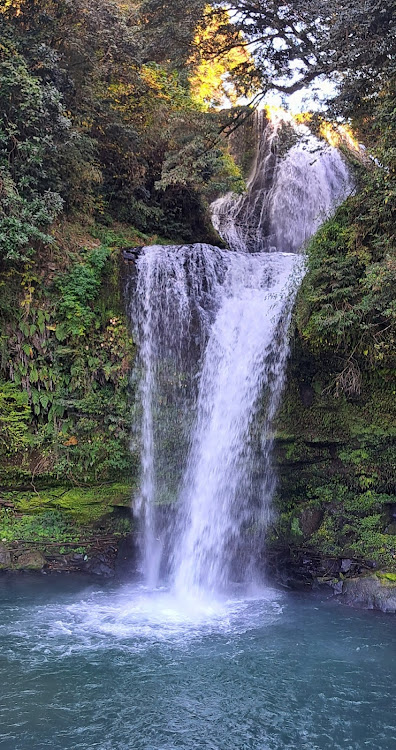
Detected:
[
  {"left": 138, "top": 0, "right": 208, "bottom": 66},
  {"left": 206, "top": 0, "right": 395, "bottom": 114},
  {"left": 0, "top": 43, "right": 64, "bottom": 264},
  {"left": 189, "top": 6, "right": 256, "bottom": 108}
]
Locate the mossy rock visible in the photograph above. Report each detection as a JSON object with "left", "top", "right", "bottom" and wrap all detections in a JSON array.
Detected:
[
  {"left": 13, "top": 550, "right": 46, "bottom": 571},
  {"left": 376, "top": 571, "right": 396, "bottom": 586},
  {"left": 8, "top": 483, "right": 133, "bottom": 524}
]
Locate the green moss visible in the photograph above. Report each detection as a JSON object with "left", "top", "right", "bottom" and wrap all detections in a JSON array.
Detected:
[
  {"left": 0, "top": 479, "right": 134, "bottom": 556},
  {"left": 377, "top": 572, "right": 396, "bottom": 585},
  {"left": 273, "top": 332, "right": 396, "bottom": 572},
  {"left": 4, "top": 482, "right": 132, "bottom": 523},
  {"left": 0, "top": 501, "right": 133, "bottom": 548}
]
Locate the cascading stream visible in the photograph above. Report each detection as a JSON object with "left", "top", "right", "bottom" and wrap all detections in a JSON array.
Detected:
[
  {"left": 212, "top": 111, "right": 352, "bottom": 253},
  {"left": 129, "top": 111, "right": 352, "bottom": 596}
]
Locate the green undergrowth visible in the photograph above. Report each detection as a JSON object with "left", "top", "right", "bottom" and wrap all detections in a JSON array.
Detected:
[
  {"left": 296, "top": 167, "right": 395, "bottom": 368},
  {"left": 0, "top": 508, "right": 132, "bottom": 547},
  {"left": 0, "top": 218, "right": 151, "bottom": 487},
  {"left": 0, "top": 482, "right": 133, "bottom": 546}
]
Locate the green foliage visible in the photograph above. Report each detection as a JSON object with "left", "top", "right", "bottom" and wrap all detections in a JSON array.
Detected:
[
  {"left": 138, "top": 0, "right": 207, "bottom": 66},
  {"left": 0, "top": 501, "right": 132, "bottom": 544},
  {"left": 56, "top": 246, "right": 111, "bottom": 337},
  {"left": 290, "top": 516, "right": 303, "bottom": 540},
  {"left": 0, "top": 0, "right": 243, "bottom": 242},
  {"left": 296, "top": 75, "right": 396, "bottom": 391},
  {"left": 0, "top": 508, "right": 77, "bottom": 544},
  {"left": 157, "top": 117, "right": 246, "bottom": 199},
  {"left": 296, "top": 170, "right": 396, "bottom": 370},
  {"left": 0, "top": 222, "right": 137, "bottom": 484},
  {"left": 309, "top": 516, "right": 341, "bottom": 557},
  {"left": 0, "top": 45, "right": 64, "bottom": 263},
  {"left": 0, "top": 380, "right": 30, "bottom": 453},
  {"left": 208, "top": 0, "right": 396, "bottom": 109}
]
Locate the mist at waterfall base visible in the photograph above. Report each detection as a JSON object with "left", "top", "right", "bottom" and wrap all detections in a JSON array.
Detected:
[{"left": 4, "top": 116, "right": 394, "bottom": 750}]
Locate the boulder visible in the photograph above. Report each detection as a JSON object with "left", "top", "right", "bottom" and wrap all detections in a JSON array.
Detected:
[
  {"left": 342, "top": 574, "right": 396, "bottom": 613},
  {"left": 340, "top": 558, "right": 353, "bottom": 573},
  {"left": 299, "top": 508, "right": 323, "bottom": 537},
  {"left": 85, "top": 550, "right": 115, "bottom": 578},
  {"left": 14, "top": 550, "right": 46, "bottom": 571}
]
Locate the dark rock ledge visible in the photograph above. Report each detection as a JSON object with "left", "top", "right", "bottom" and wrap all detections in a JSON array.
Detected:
[
  {"left": 0, "top": 535, "right": 138, "bottom": 580},
  {"left": 267, "top": 549, "right": 396, "bottom": 613}
]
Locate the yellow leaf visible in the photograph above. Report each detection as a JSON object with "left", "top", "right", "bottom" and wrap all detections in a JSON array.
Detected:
[{"left": 64, "top": 436, "right": 78, "bottom": 446}]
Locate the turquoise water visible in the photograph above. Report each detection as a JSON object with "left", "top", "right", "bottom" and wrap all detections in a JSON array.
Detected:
[{"left": 0, "top": 577, "right": 395, "bottom": 750}]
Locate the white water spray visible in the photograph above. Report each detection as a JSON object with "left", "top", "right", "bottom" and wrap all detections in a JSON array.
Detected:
[{"left": 172, "top": 250, "right": 303, "bottom": 594}]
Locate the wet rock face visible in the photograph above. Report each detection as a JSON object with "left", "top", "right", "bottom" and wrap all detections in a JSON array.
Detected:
[
  {"left": 45, "top": 545, "right": 118, "bottom": 577},
  {"left": 86, "top": 551, "right": 115, "bottom": 578},
  {"left": 114, "top": 535, "right": 139, "bottom": 581},
  {"left": 341, "top": 576, "right": 396, "bottom": 613},
  {"left": 0, "top": 544, "right": 11, "bottom": 569}
]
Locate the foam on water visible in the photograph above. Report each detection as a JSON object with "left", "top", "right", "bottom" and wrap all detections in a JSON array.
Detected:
[{"left": 2, "top": 583, "right": 286, "bottom": 662}]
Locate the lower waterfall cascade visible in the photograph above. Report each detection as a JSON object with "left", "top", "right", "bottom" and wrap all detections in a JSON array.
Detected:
[{"left": 128, "top": 112, "right": 353, "bottom": 595}]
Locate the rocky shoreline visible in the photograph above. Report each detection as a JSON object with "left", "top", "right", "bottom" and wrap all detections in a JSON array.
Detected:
[
  {"left": 267, "top": 548, "right": 396, "bottom": 613},
  {"left": 2, "top": 537, "right": 396, "bottom": 614}
]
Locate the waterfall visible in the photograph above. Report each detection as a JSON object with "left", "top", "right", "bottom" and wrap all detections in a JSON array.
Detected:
[
  {"left": 212, "top": 111, "right": 352, "bottom": 253},
  {"left": 128, "top": 112, "right": 352, "bottom": 595}
]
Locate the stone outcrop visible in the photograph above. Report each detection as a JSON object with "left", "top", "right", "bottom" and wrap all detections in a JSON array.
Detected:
[{"left": 341, "top": 575, "right": 396, "bottom": 613}]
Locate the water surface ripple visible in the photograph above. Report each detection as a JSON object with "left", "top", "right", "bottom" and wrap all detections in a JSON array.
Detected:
[{"left": 1, "top": 577, "right": 395, "bottom": 750}]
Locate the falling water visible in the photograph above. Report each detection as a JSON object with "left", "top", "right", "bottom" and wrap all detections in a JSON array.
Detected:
[
  {"left": 129, "top": 112, "right": 352, "bottom": 594},
  {"left": 212, "top": 111, "right": 352, "bottom": 253},
  {"left": 171, "top": 250, "right": 302, "bottom": 594}
]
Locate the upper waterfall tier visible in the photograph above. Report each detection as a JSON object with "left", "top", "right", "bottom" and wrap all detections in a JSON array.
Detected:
[{"left": 211, "top": 111, "right": 353, "bottom": 254}]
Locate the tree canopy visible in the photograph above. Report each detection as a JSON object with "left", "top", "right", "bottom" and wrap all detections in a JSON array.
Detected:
[{"left": 208, "top": 0, "right": 395, "bottom": 111}]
